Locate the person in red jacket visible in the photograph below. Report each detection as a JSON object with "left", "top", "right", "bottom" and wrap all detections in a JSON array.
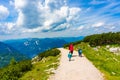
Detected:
[{"left": 69, "top": 44, "right": 74, "bottom": 54}]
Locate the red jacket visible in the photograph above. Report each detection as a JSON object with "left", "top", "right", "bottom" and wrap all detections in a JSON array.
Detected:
[{"left": 69, "top": 44, "right": 73, "bottom": 51}]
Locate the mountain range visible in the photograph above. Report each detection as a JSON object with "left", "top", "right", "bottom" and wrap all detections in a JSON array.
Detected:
[
  {"left": 3, "top": 38, "right": 68, "bottom": 58},
  {"left": 0, "top": 36, "right": 84, "bottom": 68}
]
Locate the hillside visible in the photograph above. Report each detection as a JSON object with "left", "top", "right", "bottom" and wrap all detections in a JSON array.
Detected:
[
  {"left": 0, "top": 42, "right": 29, "bottom": 68},
  {"left": 4, "top": 38, "right": 67, "bottom": 58},
  {"left": 18, "top": 48, "right": 60, "bottom": 80},
  {"left": 0, "top": 48, "right": 60, "bottom": 80}
]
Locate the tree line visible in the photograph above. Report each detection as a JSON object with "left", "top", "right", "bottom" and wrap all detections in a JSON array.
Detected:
[
  {"left": 83, "top": 32, "right": 120, "bottom": 46},
  {"left": 64, "top": 32, "right": 120, "bottom": 47}
]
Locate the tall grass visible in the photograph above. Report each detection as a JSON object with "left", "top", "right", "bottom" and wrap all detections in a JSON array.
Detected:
[{"left": 74, "top": 42, "right": 120, "bottom": 80}]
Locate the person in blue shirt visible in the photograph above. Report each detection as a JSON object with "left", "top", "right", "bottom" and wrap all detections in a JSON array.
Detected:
[
  {"left": 78, "top": 49, "right": 82, "bottom": 57},
  {"left": 68, "top": 52, "right": 72, "bottom": 61}
]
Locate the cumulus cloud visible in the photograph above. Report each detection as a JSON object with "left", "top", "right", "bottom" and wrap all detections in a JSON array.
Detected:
[
  {"left": 0, "top": 5, "right": 9, "bottom": 20},
  {"left": 14, "top": 0, "right": 81, "bottom": 32},
  {"left": 15, "top": 0, "right": 43, "bottom": 28}
]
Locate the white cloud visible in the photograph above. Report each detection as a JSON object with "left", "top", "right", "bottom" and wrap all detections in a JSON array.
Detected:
[
  {"left": 0, "top": 22, "right": 15, "bottom": 34},
  {"left": 69, "top": 7, "right": 81, "bottom": 16},
  {"left": 92, "top": 22, "right": 104, "bottom": 28},
  {"left": 14, "top": 0, "right": 27, "bottom": 9},
  {"left": 9, "top": 0, "right": 14, "bottom": 6},
  {"left": 44, "top": 20, "right": 53, "bottom": 27},
  {"left": 77, "top": 25, "right": 84, "bottom": 30},
  {"left": 109, "top": 26, "right": 115, "bottom": 30},
  {"left": 16, "top": 11, "right": 24, "bottom": 27},
  {"left": 90, "top": 0, "right": 109, "bottom": 5},
  {"left": 71, "top": 25, "right": 84, "bottom": 31},
  {"left": 44, "top": 0, "right": 66, "bottom": 11},
  {"left": 0, "top": 5, "right": 9, "bottom": 20},
  {"left": 52, "top": 23, "right": 70, "bottom": 31},
  {"left": 15, "top": 0, "right": 44, "bottom": 28},
  {"left": 22, "top": 27, "right": 41, "bottom": 33},
  {"left": 56, "top": 6, "right": 69, "bottom": 18},
  {"left": 5, "top": 23, "right": 15, "bottom": 30},
  {"left": 14, "top": 0, "right": 81, "bottom": 32}
]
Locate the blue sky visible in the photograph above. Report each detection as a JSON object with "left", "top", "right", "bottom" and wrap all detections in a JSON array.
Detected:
[{"left": 0, "top": 0, "right": 120, "bottom": 40}]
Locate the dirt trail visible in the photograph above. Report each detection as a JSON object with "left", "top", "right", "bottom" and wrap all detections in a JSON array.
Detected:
[{"left": 49, "top": 48, "right": 104, "bottom": 80}]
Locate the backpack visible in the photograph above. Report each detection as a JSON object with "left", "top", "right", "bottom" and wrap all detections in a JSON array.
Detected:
[
  {"left": 68, "top": 53, "right": 72, "bottom": 58},
  {"left": 78, "top": 49, "right": 82, "bottom": 53}
]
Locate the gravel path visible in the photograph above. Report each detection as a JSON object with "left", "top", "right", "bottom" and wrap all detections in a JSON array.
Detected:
[{"left": 49, "top": 48, "right": 104, "bottom": 80}]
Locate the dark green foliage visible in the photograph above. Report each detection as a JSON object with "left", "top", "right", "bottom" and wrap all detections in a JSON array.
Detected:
[
  {"left": 10, "top": 57, "right": 17, "bottom": 65},
  {"left": 38, "top": 48, "right": 60, "bottom": 60},
  {"left": 0, "top": 60, "right": 32, "bottom": 80},
  {"left": 83, "top": 32, "right": 120, "bottom": 46}
]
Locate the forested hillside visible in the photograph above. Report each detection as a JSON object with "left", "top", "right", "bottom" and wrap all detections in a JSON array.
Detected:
[{"left": 83, "top": 32, "right": 120, "bottom": 46}]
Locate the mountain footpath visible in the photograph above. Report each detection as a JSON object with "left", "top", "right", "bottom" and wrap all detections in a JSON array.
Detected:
[{"left": 49, "top": 48, "right": 104, "bottom": 80}]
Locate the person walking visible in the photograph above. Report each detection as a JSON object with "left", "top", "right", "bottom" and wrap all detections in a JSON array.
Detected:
[
  {"left": 78, "top": 48, "right": 82, "bottom": 57},
  {"left": 68, "top": 52, "right": 72, "bottom": 61},
  {"left": 69, "top": 44, "right": 74, "bottom": 55}
]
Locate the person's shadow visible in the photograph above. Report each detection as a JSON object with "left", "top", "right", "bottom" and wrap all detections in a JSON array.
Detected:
[
  {"left": 69, "top": 59, "right": 75, "bottom": 61},
  {"left": 72, "top": 55, "right": 78, "bottom": 57},
  {"left": 72, "top": 54, "right": 84, "bottom": 57}
]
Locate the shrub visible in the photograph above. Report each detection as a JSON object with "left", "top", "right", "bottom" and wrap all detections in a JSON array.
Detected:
[
  {"left": 38, "top": 48, "right": 60, "bottom": 60},
  {"left": 0, "top": 60, "right": 32, "bottom": 80}
]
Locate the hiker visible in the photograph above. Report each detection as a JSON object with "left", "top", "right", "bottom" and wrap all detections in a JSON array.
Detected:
[
  {"left": 69, "top": 44, "right": 74, "bottom": 55},
  {"left": 68, "top": 51, "right": 72, "bottom": 61},
  {"left": 78, "top": 49, "right": 82, "bottom": 57}
]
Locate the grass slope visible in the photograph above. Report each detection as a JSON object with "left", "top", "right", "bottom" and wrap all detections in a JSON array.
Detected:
[
  {"left": 74, "top": 42, "right": 120, "bottom": 80},
  {"left": 19, "top": 55, "right": 60, "bottom": 80}
]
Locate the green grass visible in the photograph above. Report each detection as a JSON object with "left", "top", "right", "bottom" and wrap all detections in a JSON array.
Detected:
[
  {"left": 19, "top": 55, "right": 60, "bottom": 80},
  {"left": 74, "top": 42, "right": 120, "bottom": 80}
]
